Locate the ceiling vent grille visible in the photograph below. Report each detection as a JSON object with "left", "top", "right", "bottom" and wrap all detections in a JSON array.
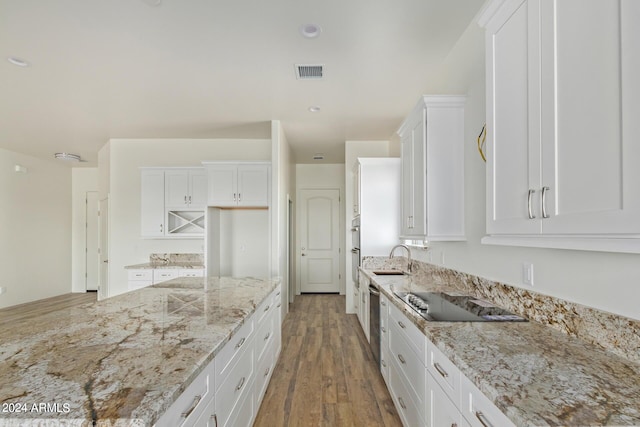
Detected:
[{"left": 295, "top": 64, "right": 324, "bottom": 80}]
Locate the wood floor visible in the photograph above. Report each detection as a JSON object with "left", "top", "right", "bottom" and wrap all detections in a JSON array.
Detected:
[
  {"left": 0, "top": 292, "right": 96, "bottom": 324},
  {"left": 254, "top": 294, "right": 402, "bottom": 427}
]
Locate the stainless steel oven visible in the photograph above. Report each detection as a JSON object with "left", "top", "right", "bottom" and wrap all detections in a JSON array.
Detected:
[{"left": 351, "top": 217, "right": 360, "bottom": 283}]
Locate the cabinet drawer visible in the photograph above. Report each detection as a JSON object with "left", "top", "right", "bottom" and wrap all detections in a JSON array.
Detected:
[
  {"left": 429, "top": 374, "right": 469, "bottom": 427},
  {"left": 256, "top": 291, "right": 275, "bottom": 324},
  {"left": 225, "top": 375, "right": 256, "bottom": 427},
  {"left": 180, "top": 269, "right": 204, "bottom": 278},
  {"left": 127, "top": 269, "right": 153, "bottom": 281},
  {"left": 255, "top": 342, "right": 275, "bottom": 407},
  {"left": 215, "top": 339, "right": 255, "bottom": 427},
  {"left": 461, "top": 375, "right": 515, "bottom": 427},
  {"left": 153, "top": 269, "right": 180, "bottom": 284},
  {"left": 255, "top": 312, "right": 275, "bottom": 363},
  {"left": 389, "top": 319, "right": 426, "bottom": 420},
  {"left": 427, "top": 341, "right": 461, "bottom": 407},
  {"left": 389, "top": 356, "right": 424, "bottom": 427},
  {"left": 215, "top": 318, "right": 255, "bottom": 388},
  {"left": 388, "top": 300, "right": 426, "bottom": 363},
  {"left": 154, "top": 367, "right": 211, "bottom": 427}
]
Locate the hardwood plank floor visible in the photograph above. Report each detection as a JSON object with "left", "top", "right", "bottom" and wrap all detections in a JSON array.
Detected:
[
  {"left": 0, "top": 292, "right": 96, "bottom": 324},
  {"left": 254, "top": 294, "right": 402, "bottom": 427}
]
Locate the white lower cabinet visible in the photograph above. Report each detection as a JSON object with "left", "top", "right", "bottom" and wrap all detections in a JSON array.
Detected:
[
  {"left": 127, "top": 268, "right": 205, "bottom": 291},
  {"left": 155, "top": 284, "right": 281, "bottom": 427},
  {"left": 385, "top": 299, "right": 514, "bottom": 427}
]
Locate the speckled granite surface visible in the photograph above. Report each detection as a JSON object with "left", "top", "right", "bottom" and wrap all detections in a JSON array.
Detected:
[
  {"left": 361, "top": 260, "right": 640, "bottom": 426},
  {"left": 125, "top": 253, "right": 204, "bottom": 270},
  {"left": 0, "top": 276, "right": 277, "bottom": 425}
]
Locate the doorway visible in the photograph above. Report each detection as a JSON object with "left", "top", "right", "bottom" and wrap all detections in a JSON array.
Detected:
[
  {"left": 85, "top": 191, "right": 99, "bottom": 291},
  {"left": 298, "top": 189, "right": 340, "bottom": 293},
  {"left": 98, "top": 197, "right": 109, "bottom": 300}
]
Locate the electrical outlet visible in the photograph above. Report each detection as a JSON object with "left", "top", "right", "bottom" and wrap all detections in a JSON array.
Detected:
[
  {"left": 0, "top": 287, "right": 6, "bottom": 295},
  {"left": 522, "top": 262, "right": 534, "bottom": 286}
]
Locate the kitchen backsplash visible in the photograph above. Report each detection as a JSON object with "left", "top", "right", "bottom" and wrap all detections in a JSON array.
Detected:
[
  {"left": 363, "top": 256, "right": 640, "bottom": 364},
  {"left": 149, "top": 253, "right": 204, "bottom": 264}
]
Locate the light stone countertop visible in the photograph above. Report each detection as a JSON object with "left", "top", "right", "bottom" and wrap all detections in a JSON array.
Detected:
[
  {"left": 124, "top": 262, "right": 205, "bottom": 270},
  {"left": 363, "top": 269, "right": 640, "bottom": 427},
  {"left": 0, "top": 276, "right": 278, "bottom": 425}
]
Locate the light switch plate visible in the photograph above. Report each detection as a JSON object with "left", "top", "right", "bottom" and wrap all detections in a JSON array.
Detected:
[{"left": 522, "top": 262, "right": 534, "bottom": 286}]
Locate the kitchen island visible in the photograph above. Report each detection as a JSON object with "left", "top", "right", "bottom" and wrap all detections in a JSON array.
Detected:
[
  {"left": 362, "top": 268, "right": 640, "bottom": 426},
  {"left": 0, "top": 276, "right": 279, "bottom": 426}
]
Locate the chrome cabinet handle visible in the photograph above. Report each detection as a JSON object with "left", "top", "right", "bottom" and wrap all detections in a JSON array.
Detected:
[
  {"left": 381, "top": 300, "right": 386, "bottom": 306},
  {"left": 264, "top": 332, "right": 270, "bottom": 341},
  {"left": 541, "top": 186, "right": 550, "bottom": 218},
  {"left": 398, "top": 396, "right": 407, "bottom": 410},
  {"left": 434, "top": 362, "right": 449, "bottom": 378},
  {"left": 264, "top": 367, "right": 270, "bottom": 377},
  {"left": 184, "top": 195, "right": 187, "bottom": 204},
  {"left": 381, "top": 359, "right": 387, "bottom": 367},
  {"left": 180, "top": 395, "right": 201, "bottom": 418},
  {"left": 189, "top": 195, "right": 192, "bottom": 204},
  {"left": 351, "top": 248, "right": 358, "bottom": 253},
  {"left": 277, "top": 302, "right": 281, "bottom": 308},
  {"left": 475, "top": 411, "right": 494, "bottom": 427},
  {"left": 160, "top": 224, "right": 163, "bottom": 233},
  {"left": 235, "top": 376, "right": 245, "bottom": 392},
  {"left": 398, "top": 321, "right": 406, "bottom": 329},
  {"left": 381, "top": 326, "right": 386, "bottom": 333},
  {"left": 264, "top": 305, "right": 270, "bottom": 312},
  {"left": 235, "top": 337, "right": 246, "bottom": 349},
  {"left": 397, "top": 354, "right": 406, "bottom": 364},
  {"left": 527, "top": 189, "right": 535, "bottom": 219},
  {"left": 211, "top": 414, "right": 218, "bottom": 427},
  {"left": 238, "top": 193, "right": 241, "bottom": 202},
  {"left": 233, "top": 193, "right": 236, "bottom": 201}
]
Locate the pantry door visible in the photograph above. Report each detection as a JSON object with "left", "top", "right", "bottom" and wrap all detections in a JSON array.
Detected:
[{"left": 299, "top": 189, "right": 340, "bottom": 293}]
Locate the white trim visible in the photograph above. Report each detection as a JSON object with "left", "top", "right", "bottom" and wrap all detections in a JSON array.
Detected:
[{"left": 481, "top": 235, "right": 640, "bottom": 254}]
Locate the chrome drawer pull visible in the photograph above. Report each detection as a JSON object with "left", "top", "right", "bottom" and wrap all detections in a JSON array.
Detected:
[
  {"left": 235, "top": 337, "right": 246, "bottom": 349},
  {"left": 381, "top": 359, "right": 387, "bottom": 367},
  {"left": 541, "top": 186, "right": 550, "bottom": 218},
  {"left": 236, "top": 376, "right": 246, "bottom": 392},
  {"left": 398, "top": 321, "right": 406, "bottom": 329},
  {"left": 180, "top": 395, "right": 201, "bottom": 418},
  {"left": 434, "top": 362, "right": 449, "bottom": 378},
  {"left": 381, "top": 301, "right": 386, "bottom": 306},
  {"left": 527, "top": 189, "right": 535, "bottom": 219},
  {"left": 397, "top": 354, "right": 406, "bottom": 364},
  {"left": 276, "top": 291, "right": 281, "bottom": 296},
  {"left": 277, "top": 303, "right": 281, "bottom": 308},
  {"left": 264, "top": 304, "right": 270, "bottom": 312},
  {"left": 475, "top": 411, "right": 494, "bottom": 427},
  {"left": 398, "top": 396, "right": 407, "bottom": 410},
  {"left": 264, "top": 332, "right": 270, "bottom": 341},
  {"left": 264, "top": 367, "right": 271, "bottom": 377},
  {"left": 211, "top": 414, "right": 218, "bottom": 427},
  {"left": 381, "top": 326, "right": 386, "bottom": 333}
]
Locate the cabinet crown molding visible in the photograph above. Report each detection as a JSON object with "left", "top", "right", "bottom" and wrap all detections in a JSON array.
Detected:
[{"left": 396, "top": 95, "right": 467, "bottom": 136}]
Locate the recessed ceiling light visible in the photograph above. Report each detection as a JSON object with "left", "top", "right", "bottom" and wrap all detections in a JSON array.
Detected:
[
  {"left": 308, "top": 106, "right": 321, "bottom": 113},
  {"left": 7, "top": 57, "right": 29, "bottom": 67},
  {"left": 299, "top": 24, "right": 322, "bottom": 39},
  {"left": 54, "top": 153, "right": 82, "bottom": 162}
]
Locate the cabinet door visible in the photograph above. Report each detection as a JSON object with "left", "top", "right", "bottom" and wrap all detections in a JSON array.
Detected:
[
  {"left": 189, "top": 169, "right": 208, "bottom": 208},
  {"left": 237, "top": 165, "right": 270, "bottom": 207},
  {"left": 165, "top": 170, "right": 190, "bottom": 208},
  {"left": 400, "top": 131, "right": 414, "bottom": 237},
  {"left": 207, "top": 165, "right": 238, "bottom": 207},
  {"left": 410, "top": 113, "right": 427, "bottom": 237},
  {"left": 353, "top": 162, "right": 361, "bottom": 215},
  {"left": 141, "top": 170, "right": 165, "bottom": 237},
  {"left": 539, "top": 0, "right": 640, "bottom": 234},
  {"left": 485, "top": 0, "right": 542, "bottom": 235},
  {"left": 429, "top": 375, "right": 468, "bottom": 427}
]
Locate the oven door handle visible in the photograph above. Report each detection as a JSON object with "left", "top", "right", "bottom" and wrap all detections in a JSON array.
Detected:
[{"left": 351, "top": 249, "right": 359, "bottom": 253}]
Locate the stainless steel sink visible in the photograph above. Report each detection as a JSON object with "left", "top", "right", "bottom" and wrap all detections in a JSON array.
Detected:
[{"left": 372, "top": 270, "right": 405, "bottom": 276}]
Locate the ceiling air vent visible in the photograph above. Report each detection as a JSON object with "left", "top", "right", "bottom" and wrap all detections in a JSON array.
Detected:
[{"left": 295, "top": 64, "right": 324, "bottom": 80}]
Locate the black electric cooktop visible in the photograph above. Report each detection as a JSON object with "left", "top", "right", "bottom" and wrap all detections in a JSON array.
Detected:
[{"left": 394, "top": 291, "right": 527, "bottom": 322}]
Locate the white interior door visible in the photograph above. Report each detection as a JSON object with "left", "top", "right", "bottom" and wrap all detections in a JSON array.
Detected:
[
  {"left": 299, "top": 189, "right": 340, "bottom": 293},
  {"left": 98, "top": 197, "right": 109, "bottom": 300},
  {"left": 85, "top": 191, "right": 99, "bottom": 291}
]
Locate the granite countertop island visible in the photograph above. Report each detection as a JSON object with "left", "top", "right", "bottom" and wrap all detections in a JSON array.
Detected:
[
  {"left": 0, "top": 276, "right": 278, "bottom": 426},
  {"left": 362, "top": 268, "right": 640, "bottom": 426}
]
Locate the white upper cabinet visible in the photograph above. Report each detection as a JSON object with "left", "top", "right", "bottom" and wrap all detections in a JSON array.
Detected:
[
  {"left": 397, "top": 96, "right": 466, "bottom": 241},
  {"left": 140, "top": 167, "right": 206, "bottom": 238},
  {"left": 140, "top": 169, "right": 165, "bottom": 237},
  {"left": 480, "top": 0, "right": 640, "bottom": 253},
  {"left": 204, "top": 163, "right": 270, "bottom": 208},
  {"left": 165, "top": 169, "right": 208, "bottom": 209}
]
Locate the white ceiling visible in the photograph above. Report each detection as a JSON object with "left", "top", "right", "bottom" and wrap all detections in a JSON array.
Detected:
[{"left": 0, "top": 0, "right": 485, "bottom": 165}]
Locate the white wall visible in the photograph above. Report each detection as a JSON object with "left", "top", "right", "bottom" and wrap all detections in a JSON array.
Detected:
[
  {"left": 106, "top": 138, "right": 271, "bottom": 297},
  {"left": 271, "top": 121, "right": 295, "bottom": 318},
  {"left": 295, "top": 164, "right": 346, "bottom": 295},
  {"left": 0, "top": 148, "right": 72, "bottom": 308},
  {"left": 71, "top": 168, "right": 98, "bottom": 293},
  {"left": 344, "top": 141, "right": 394, "bottom": 313},
  {"left": 414, "top": 22, "right": 640, "bottom": 321}
]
